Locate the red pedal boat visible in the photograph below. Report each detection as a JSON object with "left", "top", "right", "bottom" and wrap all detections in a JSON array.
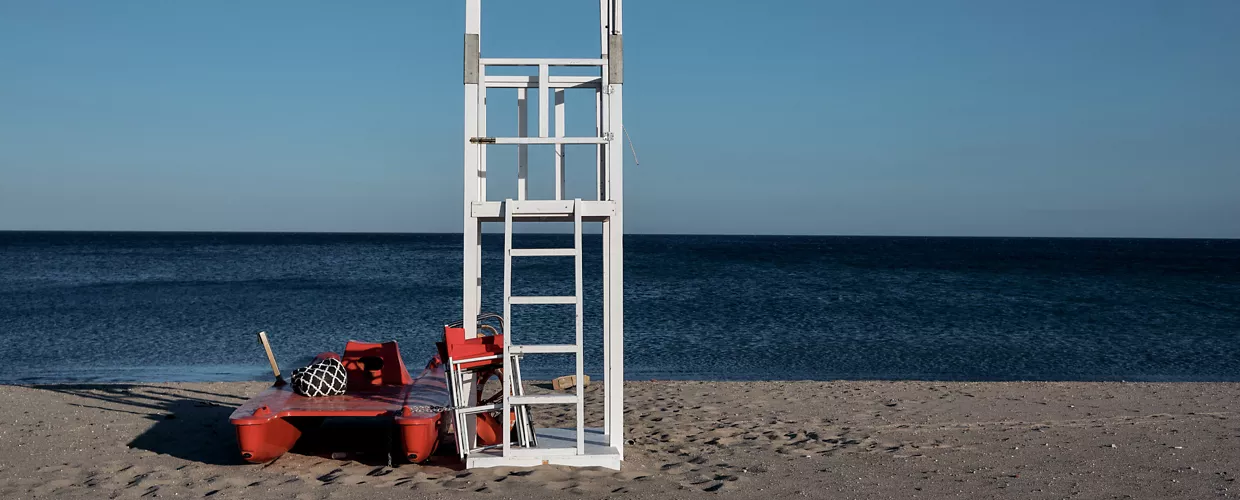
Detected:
[{"left": 229, "top": 340, "right": 450, "bottom": 463}]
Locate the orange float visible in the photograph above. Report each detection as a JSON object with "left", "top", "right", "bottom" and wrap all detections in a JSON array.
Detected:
[{"left": 229, "top": 340, "right": 449, "bottom": 463}]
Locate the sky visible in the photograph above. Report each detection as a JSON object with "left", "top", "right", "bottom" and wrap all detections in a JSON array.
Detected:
[{"left": 1, "top": 0, "right": 1237, "bottom": 238}]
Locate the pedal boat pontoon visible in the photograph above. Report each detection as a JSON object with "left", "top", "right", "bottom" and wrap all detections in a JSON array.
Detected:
[{"left": 229, "top": 340, "right": 450, "bottom": 463}]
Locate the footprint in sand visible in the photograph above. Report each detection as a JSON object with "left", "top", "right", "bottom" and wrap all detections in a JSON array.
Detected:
[
  {"left": 660, "top": 462, "right": 693, "bottom": 474},
  {"left": 316, "top": 468, "right": 344, "bottom": 484}
]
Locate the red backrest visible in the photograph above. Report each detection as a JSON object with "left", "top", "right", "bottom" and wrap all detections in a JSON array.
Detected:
[
  {"left": 442, "top": 326, "right": 504, "bottom": 370},
  {"left": 341, "top": 340, "right": 413, "bottom": 387}
]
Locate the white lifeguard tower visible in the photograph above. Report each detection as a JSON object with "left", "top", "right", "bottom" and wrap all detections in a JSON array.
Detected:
[{"left": 455, "top": 0, "right": 626, "bottom": 469}]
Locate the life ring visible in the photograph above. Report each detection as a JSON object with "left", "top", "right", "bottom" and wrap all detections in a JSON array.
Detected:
[{"left": 472, "top": 368, "right": 516, "bottom": 445}]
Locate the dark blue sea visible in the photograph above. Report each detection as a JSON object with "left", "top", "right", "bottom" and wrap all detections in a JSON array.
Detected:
[{"left": 0, "top": 232, "right": 1237, "bottom": 384}]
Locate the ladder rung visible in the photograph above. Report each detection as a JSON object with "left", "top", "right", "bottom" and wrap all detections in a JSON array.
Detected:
[
  {"left": 511, "top": 248, "right": 576, "bottom": 257},
  {"left": 509, "top": 394, "right": 578, "bottom": 405},
  {"left": 509, "top": 295, "right": 576, "bottom": 305},
  {"left": 510, "top": 344, "right": 579, "bottom": 354}
]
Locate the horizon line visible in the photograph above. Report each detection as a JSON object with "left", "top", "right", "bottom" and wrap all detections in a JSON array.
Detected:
[{"left": 0, "top": 229, "right": 1236, "bottom": 241}]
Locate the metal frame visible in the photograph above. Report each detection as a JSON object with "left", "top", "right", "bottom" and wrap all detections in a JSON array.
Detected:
[{"left": 460, "top": 0, "right": 625, "bottom": 470}]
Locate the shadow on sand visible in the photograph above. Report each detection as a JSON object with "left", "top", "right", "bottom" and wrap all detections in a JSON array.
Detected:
[
  {"left": 26, "top": 383, "right": 463, "bottom": 469},
  {"left": 30, "top": 383, "right": 247, "bottom": 465}
]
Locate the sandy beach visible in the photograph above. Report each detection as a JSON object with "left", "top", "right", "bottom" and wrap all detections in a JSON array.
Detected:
[{"left": 0, "top": 379, "right": 1236, "bottom": 499}]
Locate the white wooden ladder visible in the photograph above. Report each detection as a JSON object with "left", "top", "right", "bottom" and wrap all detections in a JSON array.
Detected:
[{"left": 501, "top": 198, "right": 586, "bottom": 455}]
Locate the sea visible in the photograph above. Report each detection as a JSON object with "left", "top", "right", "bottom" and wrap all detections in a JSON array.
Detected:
[{"left": 0, "top": 231, "right": 1237, "bottom": 384}]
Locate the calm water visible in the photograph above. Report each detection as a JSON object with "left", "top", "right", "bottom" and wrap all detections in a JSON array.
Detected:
[{"left": 0, "top": 232, "right": 1237, "bottom": 384}]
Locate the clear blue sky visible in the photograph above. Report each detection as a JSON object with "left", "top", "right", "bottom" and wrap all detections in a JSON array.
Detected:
[{"left": 2, "top": 0, "right": 1237, "bottom": 237}]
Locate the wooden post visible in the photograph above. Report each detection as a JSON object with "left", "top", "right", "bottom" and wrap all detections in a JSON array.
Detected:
[{"left": 257, "top": 331, "right": 285, "bottom": 386}]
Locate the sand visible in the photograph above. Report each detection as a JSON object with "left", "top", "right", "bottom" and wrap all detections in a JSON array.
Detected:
[{"left": 0, "top": 379, "right": 1237, "bottom": 499}]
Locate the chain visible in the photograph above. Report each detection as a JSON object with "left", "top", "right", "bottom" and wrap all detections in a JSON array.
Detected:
[
  {"left": 404, "top": 404, "right": 461, "bottom": 414},
  {"left": 386, "top": 421, "right": 394, "bottom": 468},
  {"left": 404, "top": 403, "right": 507, "bottom": 415}
]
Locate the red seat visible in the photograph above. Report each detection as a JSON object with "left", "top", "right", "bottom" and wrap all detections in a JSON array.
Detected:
[
  {"left": 442, "top": 326, "right": 504, "bottom": 370},
  {"left": 340, "top": 340, "right": 413, "bottom": 390}
]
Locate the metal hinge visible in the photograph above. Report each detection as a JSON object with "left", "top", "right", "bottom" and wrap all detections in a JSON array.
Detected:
[
  {"left": 603, "top": 132, "right": 616, "bottom": 141},
  {"left": 470, "top": 137, "right": 497, "bottom": 144}
]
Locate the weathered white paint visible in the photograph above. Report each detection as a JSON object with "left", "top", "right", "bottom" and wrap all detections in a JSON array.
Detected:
[
  {"left": 554, "top": 88, "right": 565, "bottom": 200},
  {"left": 461, "top": 0, "right": 483, "bottom": 455},
  {"left": 517, "top": 88, "right": 528, "bottom": 200},
  {"left": 459, "top": 0, "right": 624, "bottom": 469}
]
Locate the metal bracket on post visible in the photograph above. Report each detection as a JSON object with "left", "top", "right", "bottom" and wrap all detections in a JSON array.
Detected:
[
  {"left": 608, "top": 34, "right": 623, "bottom": 84},
  {"left": 464, "top": 34, "right": 480, "bottom": 84}
]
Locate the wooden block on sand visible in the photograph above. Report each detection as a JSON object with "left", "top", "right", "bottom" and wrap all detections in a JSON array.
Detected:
[{"left": 552, "top": 374, "right": 590, "bottom": 391}]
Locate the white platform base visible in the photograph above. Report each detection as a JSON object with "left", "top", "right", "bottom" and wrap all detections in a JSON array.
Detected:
[{"left": 466, "top": 427, "right": 622, "bottom": 470}]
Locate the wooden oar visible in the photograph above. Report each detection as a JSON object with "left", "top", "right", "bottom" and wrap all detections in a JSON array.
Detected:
[{"left": 257, "top": 331, "right": 286, "bottom": 386}]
